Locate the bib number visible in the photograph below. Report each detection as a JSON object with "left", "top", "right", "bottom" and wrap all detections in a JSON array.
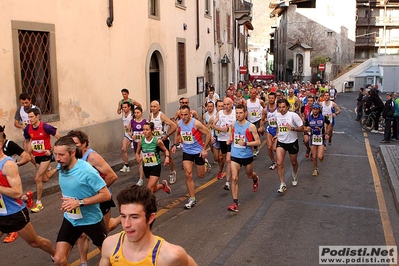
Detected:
[
  {"left": 181, "top": 131, "right": 194, "bottom": 144},
  {"left": 312, "top": 134, "right": 323, "bottom": 146},
  {"left": 133, "top": 131, "right": 144, "bottom": 142},
  {"left": 63, "top": 196, "right": 83, "bottom": 220},
  {"left": 0, "top": 194, "right": 7, "bottom": 214},
  {"left": 31, "top": 140, "right": 45, "bottom": 152},
  {"left": 142, "top": 152, "right": 157, "bottom": 166},
  {"left": 233, "top": 134, "right": 245, "bottom": 149}
]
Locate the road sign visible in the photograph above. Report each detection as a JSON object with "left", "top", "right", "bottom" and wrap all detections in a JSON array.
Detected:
[
  {"left": 240, "top": 66, "right": 247, "bottom": 75},
  {"left": 319, "top": 64, "right": 325, "bottom": 71}
]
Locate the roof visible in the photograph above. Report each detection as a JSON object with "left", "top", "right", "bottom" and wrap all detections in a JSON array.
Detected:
[
  {"left": 270, "top": 1, "right": 288, "bottom": 17},
  {"left": 289, "top": 41, "right": 313, "bottom": 50}
]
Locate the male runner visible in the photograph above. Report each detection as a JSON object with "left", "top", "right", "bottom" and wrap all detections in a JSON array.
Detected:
[
  {"left": 52, "top": 136, "right": 111, "bottom": 266},
  {"left": 213, "top": 98, "right": 236, "bottom": 190},
  {"left": 322, "top": 91, "right": 341, "bottom": 145},
  {"left": 304, "top": 103, "right": 331, "bottom": 176},
  {"left": 260, "top": 92, "right": 278, "bottom": 170},
  {"left": 24, "top": 108, "right": 61, "bottom": 212},
  {"left": 203, "top": 101, "right": 219, "bottom": 165},
  {"left": 0, "top": 133, "right": 55, "bottom": 258},
  {"left": 120, "top": 102, "right": 133, "bottom": 172},
  {"left": 300, "top": 95, "right": 315, "bottom": 158},
  {"left": 67, "top": 130, "right": 119, "bottom": 266},
  {"left": 274, "top": 99, "right": 304, "bottom": 193},
  {"left": 99, "top": 185, "right": 197, "bottom": 266},
  {"left": 226, "top": 104, "right": 261, "bottom": 212},
  {"left": 116, "top": 88, "right": 141, "bottom": 115},
  {"left": 171, "top": 105, "right": 211, "bottom": 209},
  {"left": 149, "top": 100, "right": 178, "bottom": 184},
  {"left": 246, "top": 88, "right": 265, "bottom": 157}
]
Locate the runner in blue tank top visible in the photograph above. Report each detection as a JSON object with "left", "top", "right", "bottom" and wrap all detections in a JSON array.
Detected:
[
  {"left": 171, "top": 105, "right": 211, "bottom": 210},
  {"left": 226, "top": 104, "right": 261, "bottom": 212}
]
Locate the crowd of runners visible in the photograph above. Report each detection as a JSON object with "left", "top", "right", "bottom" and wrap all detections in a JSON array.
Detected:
[{"left": 0, "top": 81, "right": 341, "bottom": 265}]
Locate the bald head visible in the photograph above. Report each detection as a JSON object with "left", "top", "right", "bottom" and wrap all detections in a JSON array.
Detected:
[{"left": 150, "top": 100, "right": 160, "bottom": 114}]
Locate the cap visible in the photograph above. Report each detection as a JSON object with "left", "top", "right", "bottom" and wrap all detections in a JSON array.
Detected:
[
  {"left": 386, "top": 92, "right": 393, "bottom": 96},
  {"left": 312, "top": 103, "right": 320, "bottom": 109}
]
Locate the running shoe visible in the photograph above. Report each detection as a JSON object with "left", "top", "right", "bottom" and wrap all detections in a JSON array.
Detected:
[
  {"left": 277, "top": 183, "right": 287, "bottom": 193},
  {"left": 31, "top": 203, "right": 44, "bottom": 213},
  {"left": 223, "top": 181, "right": 230, "bottom": 190},
  {"left": 252, "top": 176, "right": 259, "bottom": 192},
  {"left": 119, "top": 165, "right": 130, "bottom": 173},
  {"left": 23, "top": 190, "right": 34, "bottom": 208},
  {"left": 370, "top": 129, "right": 379, "bottom": 133},
  {"left": 253, "top": 149, "right": 259, "bottom": 157},
  {"left": 312, "top": 169, "right": 319, "bottom": 176},
  {"left": 205, "top": 159, "right": 212, "bottom": 173},
  {"left": 3, "top": 232, "right": 18, "bottom": 243},
  {"left": 217, "top": 171, "right": 224, "bottom": 180},
  {"left": 269, "top": 162, "right": 276, "bottom": 170},
  {"left": 136, "top": 179, "right": 144, "bottom": 186},
  {"left": 292, "top": 173, "right": 298, "bottom": 187},
  {"left": 380, "top": 139, "right": 390, "bottom": 143},
  {"left": 184, "top": 198, "right": 197, "bottom": 209},
  {"left": 392, "top": 138, "right": 399, "bottom": 142},
  {"left": 169, "top": 170, "right": 177, "bottom": 184},
  {"left": 176, "top": 143, "right": 182, "bottom": 149},
  {"left": 227, "top": 202, "right": 239, "bottom": 212},
  {"left": 305, "top": 147, "right": 310, "bottom": 158},
  {"left": 162, "top": 180, "right": 171, "bottom": 194}
]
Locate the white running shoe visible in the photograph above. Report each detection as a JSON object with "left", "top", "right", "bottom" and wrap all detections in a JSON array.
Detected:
[
  {"left": 292, "top": 173, "right": 298, "bottom": 186},
  {"left": 184, "top": 198, "right": 197, "bottom": 209},
  {"left": 269, "top": 162, "right": 276, "bottom": 170},
  {"left": 169, "top": 170, "right": 177, "bottom": 184},
  {"left": 119, "top": 165, "right": 130, "bottom": 172},
  {"left": 277, "top": 183, "right": 287, "bottom": 193},
  {"left": 136, "top": 179, "right": 144, "bottom": 186}
]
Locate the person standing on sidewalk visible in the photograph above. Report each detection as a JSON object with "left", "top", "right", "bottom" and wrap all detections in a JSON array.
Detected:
[
  {"left": 381, "top": 92, "right": 395, "bottom": 143},
  {"left": 99, "top": 185, "right": 197, "bottom": 266},
  {"left": 149, "top": 100, "right": 177, "bottom": 184},
  {"left": 24, "top": 108, "right": 61, "bottom": 213},
  {"left": 226, "top": 104, "right": 261, "bottom": 212},
  {"left": 0, "top": 132, "right": 55, "bottom": 258},
  {"left": 52, "top": 136, "right": 111, "bottom": 266},
  {"left": 355, "top": 88, "right": 365, "bottom": 121},
  {"left": 392, "top": 92, "right": 399, "bottom": 141},
  {"left": 274, "top": 98, "right": 304, "bottom": 193},
  {"left": 120, "top": 102, "right": 133, "bottom": 173},
  {"left": 67, "top": 130, "right": 119, "bottom": 266},
  {"left": 365, "top": 88, "right": 384, "bottom": 133},
  {"left": 171, "top": 105, "right": 211, "bottom": 209}
]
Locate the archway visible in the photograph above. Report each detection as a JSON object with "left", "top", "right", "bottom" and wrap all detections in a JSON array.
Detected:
[{"left": 149, "top": 52, "right": 160, "bottom": 103}]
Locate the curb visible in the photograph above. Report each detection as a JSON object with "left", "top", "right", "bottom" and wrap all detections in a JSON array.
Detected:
[{"left": 379, "top": 145, "right": 399, "bottom": 213}]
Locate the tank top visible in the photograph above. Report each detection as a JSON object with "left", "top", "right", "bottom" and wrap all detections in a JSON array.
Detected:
[
  {"left": 246, "top": 98, "right": 262, "bottom": 123},
  {"left": 205, "top": 110, "right": 216, "bottom": 136},
  {"left": 122, "top": 113, "right": 132, "bottom": 134},
  {"left": 19, "top": 104, "right": 36, "bottom": 126},
  {"left": 131, "top": 119, "right": 146, "bottom": 143},
  {"left": 179, "top": 118, "right": 204, "bottom": 155},
  {"left": 231, "top": 121, "right": 253, "bottom": 159},
  {"left": 217, "top": 110, "right": 236, "bottom": 141},
  {"left": 27, "top": 122, "right": 52, "bottom": 157},
  {"left": 308, "top": 114, "right": 325, "bottom": 146},
  {"left": 150, "top": 112, "right": 165, "bottom": 139},
  {"left": 322, "top": 101, "right": 334, "bottom": 123},
  {"left": 0, "top": 157, "right": 25, "bottom": 216},
  {"left": 140, "top": 137, "right": 161, "bottom": 167},
  {"left": 287, "top": 96, "right": 297, "bottom": 112},
  {"left": 110, "top": 232, "right": 164, "bottom": 266},
  {"left": 266, "top": 105, "right": 278, "bottom": 128}
]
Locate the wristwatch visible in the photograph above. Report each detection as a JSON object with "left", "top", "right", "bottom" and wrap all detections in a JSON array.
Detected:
[
  {"left": 292, "top": 126, "right": 296, "bottom": 131},
  {"left": 78, "top": 199, "right": 85, "bottom": 207}
]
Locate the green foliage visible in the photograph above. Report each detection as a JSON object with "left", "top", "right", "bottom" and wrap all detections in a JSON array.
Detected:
[{"left": 311, "top": 56, "right": 329, "bottom": 67}]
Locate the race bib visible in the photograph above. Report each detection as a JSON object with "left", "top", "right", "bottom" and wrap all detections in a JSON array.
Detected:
[
  {"left": 133, "top": 131, "right": 144, "bottom": 142},
  {"left": 31, "top": 140, "right": 45, "bottom": 152},
  {"left": 181, "top": 131, "right": 194, "bottom": 144},
  {"left": 233, "top": 133, "right": 245, "bottom": 149},
  {"left": 0, "top": 193, "right": 7, "bottom": 214},
  {"left": 250, "top": 110, "right": 259, "bottom": 117},
  {"left": 153, "top": 127, "right": 163, "bottom": 138},
  {"left": 269, "top": 119, "right": 277, "bottom": 126},
  {"left": 312, "top": 134, "right": 323, "bottom": 146},
  {"left": 325, "top": 114, "right": 332, "bottom": 121},
  {"left": 279, "top": 125, "right": 288, "bottom": 132},
  {"left": 23, "top": 120, "right": 30, "bottom": 126},
  {"left": 142, "top": 152, "right": 157, "bottom": 166},
  {"left": 63, "top": 196, "right": 83, "bottom": 220}
]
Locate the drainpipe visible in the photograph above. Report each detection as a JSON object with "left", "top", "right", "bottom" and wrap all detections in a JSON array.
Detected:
[
  {"left": 196, "top": 0, "right": 200, "bottom": 49},
  {"left": 106, "top": 0, "right": 114, "bottom": 27}
]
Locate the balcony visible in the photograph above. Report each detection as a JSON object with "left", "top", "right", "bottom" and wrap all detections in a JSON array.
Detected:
[
  {"left": 356, "top": 36, "right": 399, "bottom": 47},
  {"left": 234, "top": 0, "right": 253, "bottom": 28}
]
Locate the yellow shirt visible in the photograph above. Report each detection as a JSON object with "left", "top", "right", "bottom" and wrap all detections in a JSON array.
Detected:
[{"left": 110, "top": 231, "right": 164, "bottom": 266}]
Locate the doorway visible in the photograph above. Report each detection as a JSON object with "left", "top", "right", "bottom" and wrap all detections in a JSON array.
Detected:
[{"left": 149, "top": 53, "right": 160, "bottom": 103}]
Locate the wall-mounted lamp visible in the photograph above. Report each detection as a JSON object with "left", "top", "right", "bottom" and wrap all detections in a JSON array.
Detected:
[
  {"left": 183, "top": 23, "right": 187, "bottom": 30},
  {"left": 207, "top": 27, "right": 210, "bottom": 34}
]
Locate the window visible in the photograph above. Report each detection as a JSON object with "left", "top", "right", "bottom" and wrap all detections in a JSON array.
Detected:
[
  {"left": 252, "top": 66, "right": 259, "bottom": 73},
  {"left": 205, "top": 0, "right": 210, "bottom": 15},
  {"left": 254, "top": 57, "right": 258, "bottom": 62},
  {"left": 12, "top": 21, "right": 59, "bottom": 121},
  {"left": 149, "top": 0, "right": 160, "bottom": 19},
  {"left": 216, "top": 10, "right": 221, "bottom": 41},
  {"left": 327, "top": 31, "right": 333, "bottom": 37},
  {"left": 227, "top": 15, "right": 231, "bottom": 43},
  {"left": 177, "top": 40, "right": 187, "bottom": 93}
]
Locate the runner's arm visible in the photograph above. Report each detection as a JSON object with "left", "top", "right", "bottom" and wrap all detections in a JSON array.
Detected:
[
  {"left": 1, "top": 160, "right": 23, "bottom": 199},
  {"left": 88, "top": 153, "right": 118, "bottom": 187}
]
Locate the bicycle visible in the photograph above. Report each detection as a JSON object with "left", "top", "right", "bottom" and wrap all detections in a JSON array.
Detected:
[{"left": 360, "top": 110, "right": 385, "bottom": 132}]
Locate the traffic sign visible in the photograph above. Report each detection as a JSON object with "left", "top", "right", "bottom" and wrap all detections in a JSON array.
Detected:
[
  {"left": 240, "top": 66, "right": 247, "bottom": 75},
  {"left": 319, "top": 64, "right": 325, "bottom": 71}
]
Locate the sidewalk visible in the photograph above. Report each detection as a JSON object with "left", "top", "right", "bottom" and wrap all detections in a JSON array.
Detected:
[
  {"left": 19, "top": 147, "right": 183, "bottom": 198},
  {"left": 380, "top": 145, "right": 399, "bottom": 213}
]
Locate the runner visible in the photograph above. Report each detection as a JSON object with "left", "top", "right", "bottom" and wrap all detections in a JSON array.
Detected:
[
  {"left": 116, "top": 88, "right": 141, "bottom": 115},
  {"left": 304, "top": 103, "right": 331, "bottom": 176},
  {"left": 130, "top": 106, "right": 146, "bottom": 186},
  {"left": 99, "top": 185, "right": 197, "bottom": 266},
  {"left": 52, "top": 136, "right": 111, "bottom": 266},
  {"left": 24, "top": 108, "right": 61, "bottom": 213},
  {"left": 300, "top": 95, "right": 315, "bottom": 158},
  {"left": 260, "top": 92, "right": 278, "bottom": 170},
  {"left": 171, "top": 105, "right": 211, "bottom": 209},
  {"left": 287, "top": 88, "right": 301, "bottom": 113},
  {"left": 66, "top": 130, "right": 120, "bottom": 266},
  {"left": 246, "top": 88, "right": 265, "bottom": 157},
  {"left": 226, "top": 104, "right": 261, "bottom": 212},
  {"left": 120, "top": 102, "right": 133, "bottom": 173},
  {"left": 203, "top": 101, "right": 218, "bottom": 166},
  {"left": 274, "top": 98, "right": 304, "bottom": 193},
  {"left": 322, "top": 91, "right": 341, "bottom": 145},
  {"left": 0, "top": 133, "right": 55, "bottom": 258},
  {"left": 149, "top": 100, "right": 177, "bottom": 184},
  {"left": 135, "top": 122, "right": 172, "bottom": 195},
  {"left": 213, "top": 98, "right": 236, "bottom": 190}
]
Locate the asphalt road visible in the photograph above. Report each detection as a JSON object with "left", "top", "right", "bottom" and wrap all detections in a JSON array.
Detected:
[{"left": 1, "top": 91, "right": 399, "bottom": 266}]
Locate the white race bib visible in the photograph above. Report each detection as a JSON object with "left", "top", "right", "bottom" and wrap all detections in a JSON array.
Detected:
[
  {"left": 142, "top": 152, "right": 157, "bottom": 167},
  {"left": 312, "top": 134, "right": 323, "bottom": 146}
]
